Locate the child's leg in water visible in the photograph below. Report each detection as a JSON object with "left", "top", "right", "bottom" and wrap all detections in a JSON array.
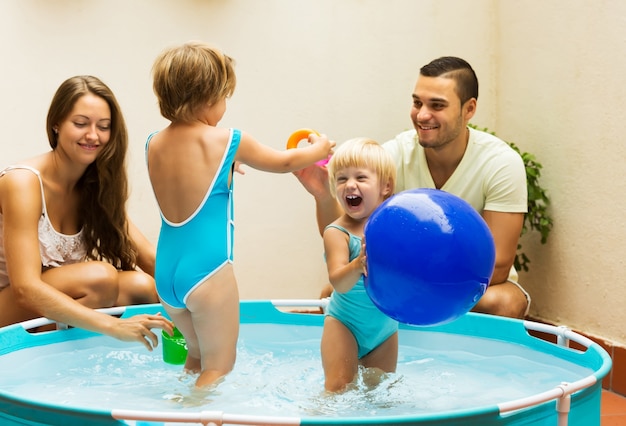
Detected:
[
  {"left": 163, "top": 308, "right": 201, "bottom": 374},
  {"left": 321, "top": 316, "right": 360, "bottom": 393},
  {"left": 360, "top": 332, "right": 398, "bottom": 388},
  {"left": 186, "top": 264, "right": 240, "bottom": 389}
]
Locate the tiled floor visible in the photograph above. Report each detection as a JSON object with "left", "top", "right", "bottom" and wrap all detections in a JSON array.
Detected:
[{"left": 602, "top": 390, "right": 626, "bottom": 425}]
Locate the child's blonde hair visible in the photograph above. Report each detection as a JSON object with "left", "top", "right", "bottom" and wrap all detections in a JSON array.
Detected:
[
  {"left": 328, "top": 137, "right": 396, "bottom": 199},
  {"left": 152, "top": 41, "right": 236, "bottom": 123}
]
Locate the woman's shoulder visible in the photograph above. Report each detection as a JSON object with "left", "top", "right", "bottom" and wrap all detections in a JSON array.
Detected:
[
  {"left": 0, "top": 154, "right": 48, "bottom": 183},
  {"left": 0, "top": 164, "right": 41, "bottom": 186},
  {"left": 0, "top": 165, "right": 44, "bottom": 216}
]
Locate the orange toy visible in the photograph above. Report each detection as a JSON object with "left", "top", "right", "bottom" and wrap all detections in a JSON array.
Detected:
[
  {"left": 286, "top": 128, "right": 320, "bottom": 149},
  {"left": 286, "top": 128, "right": 331, "bottom": 166}
]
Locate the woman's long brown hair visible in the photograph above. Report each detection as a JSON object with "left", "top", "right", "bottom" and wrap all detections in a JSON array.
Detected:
[{"left": 46, "top": 76, "right": 136, "bottom": 270}]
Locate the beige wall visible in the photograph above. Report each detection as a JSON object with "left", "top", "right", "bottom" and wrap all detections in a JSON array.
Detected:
[
  {"left": 496, "top": 1, "right": 626, "bottom": 344},
  {"left": 1, "top": 1, "right": 623, "bottom": 344}
]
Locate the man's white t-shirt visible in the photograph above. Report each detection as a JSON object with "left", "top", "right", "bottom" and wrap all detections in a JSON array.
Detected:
[{"left": 383, "top": 127, "right": 528, "bottom": 281}]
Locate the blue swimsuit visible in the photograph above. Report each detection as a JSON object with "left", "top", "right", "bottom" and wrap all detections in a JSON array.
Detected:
[
  {"left": 145, "top": 128, "right": 241, "bottom": 309},
  {"left": 325, "top": 224, "right": 398, "bottom": 358}
]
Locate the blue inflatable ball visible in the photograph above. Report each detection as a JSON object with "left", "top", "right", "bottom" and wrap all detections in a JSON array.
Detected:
[{"left": 364, "top": 188, "right": 495, "bottom": 326}]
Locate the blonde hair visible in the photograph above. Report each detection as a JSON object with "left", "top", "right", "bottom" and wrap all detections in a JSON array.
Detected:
[
  {"left": 152, "top": 41, "right": 236, "bottom": 122},
  {"left": 328, "top": 137, "right": 396, "bottom": 199}
]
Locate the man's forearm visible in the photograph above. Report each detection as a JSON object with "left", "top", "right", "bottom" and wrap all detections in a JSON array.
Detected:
[{"left": 315, "top": 195, "right": 343, "bottom": 236}]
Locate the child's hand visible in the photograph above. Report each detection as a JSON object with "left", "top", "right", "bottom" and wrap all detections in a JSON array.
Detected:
[
  {"left": 359, "top": 242, "right": 368, "bottom": 277},
  {"left": 309, "top": 133, "right": 336, "bottom": 158},
  {"left": 233, "top": 161, "right": 246, "bottom": 175}
]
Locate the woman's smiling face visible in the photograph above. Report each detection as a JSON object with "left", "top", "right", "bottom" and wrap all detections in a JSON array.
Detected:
[{"left": 55, "top": 93, "right": 111, "bottom": 165}]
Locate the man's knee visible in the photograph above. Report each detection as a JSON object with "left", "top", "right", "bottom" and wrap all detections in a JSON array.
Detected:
[
  {"left": 473, "top": 283, "right": 528, "bottom": 319},
  {"left": 498, "top": 291, "right": 528, "bottom": 319}
]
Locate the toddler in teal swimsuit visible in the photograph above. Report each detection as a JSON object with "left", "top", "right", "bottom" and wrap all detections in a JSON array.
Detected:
[
  {"left": 322, "top": 137, "right": 398, "bottom": 393},
  {"left": 147, "top": 41, "right": 334, "bottom": 390}
]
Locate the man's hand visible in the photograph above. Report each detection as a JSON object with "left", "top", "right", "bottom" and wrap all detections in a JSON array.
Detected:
[{"left": 293, "top": 163, "right": 331, "bottom": 199}]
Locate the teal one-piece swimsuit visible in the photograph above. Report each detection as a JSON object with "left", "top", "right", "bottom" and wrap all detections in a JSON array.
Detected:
[
  {"left": 146, "top": 128, "right": 241, "bottom": 309},
  {"left": 325, "top": 224, "right": 398, "bottom": 358}
]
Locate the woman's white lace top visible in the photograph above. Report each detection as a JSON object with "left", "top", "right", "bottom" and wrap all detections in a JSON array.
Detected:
[{"left": 0, "top": 165, "right": 87, "bottom": 289}]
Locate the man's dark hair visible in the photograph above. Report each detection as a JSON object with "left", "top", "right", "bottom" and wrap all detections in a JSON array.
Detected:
[{"left": 420, "top": 56, "right": 479, "bottom": 105}]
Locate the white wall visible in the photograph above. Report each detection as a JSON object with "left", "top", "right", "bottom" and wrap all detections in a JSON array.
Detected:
[{"left": 1, "top": 1, "right": 623, "bottom": 344}]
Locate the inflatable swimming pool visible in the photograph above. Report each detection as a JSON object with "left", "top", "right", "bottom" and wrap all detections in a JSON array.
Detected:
[{"left": 0, "top": 300, "right": 612, "bottom": 425}]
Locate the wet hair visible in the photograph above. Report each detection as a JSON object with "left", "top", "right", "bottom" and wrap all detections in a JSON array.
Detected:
[
  {"left": 45, "top": 75, "right": 136, "bottom": 270},
  {"left": 420, "top": 56, "right": 479, "bottom": 105},
  {"left": 328, "top": 138, "right": 396, "bottom": 200},
  {"left": 151, "top": 40, "right": 236, "bottom": 122}
]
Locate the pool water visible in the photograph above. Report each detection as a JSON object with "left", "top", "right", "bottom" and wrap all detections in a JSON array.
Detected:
[{"left": 0, "top": 322, "right": 592, "bottom": 419}]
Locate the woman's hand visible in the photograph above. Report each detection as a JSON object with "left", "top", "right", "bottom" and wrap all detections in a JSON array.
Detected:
[{"left": 107, "top": 312, "right": 174, "bottom": 351}]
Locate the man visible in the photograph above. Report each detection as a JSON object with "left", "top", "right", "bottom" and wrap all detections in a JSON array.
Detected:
[{"left": 296, "top": 56, "right": 529, "bottom": 319}]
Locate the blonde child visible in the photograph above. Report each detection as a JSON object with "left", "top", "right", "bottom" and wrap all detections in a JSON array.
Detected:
[
  {"left": 321, "top": 137, "right": 398, "bottom": 392},
  {"left": 147, "top": 41, "right": 334, "bottom": 389}
]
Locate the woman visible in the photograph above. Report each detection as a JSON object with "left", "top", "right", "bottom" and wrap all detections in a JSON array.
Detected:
[{"left": 0, "top": 76, "right": 172, "bottom": 350}]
